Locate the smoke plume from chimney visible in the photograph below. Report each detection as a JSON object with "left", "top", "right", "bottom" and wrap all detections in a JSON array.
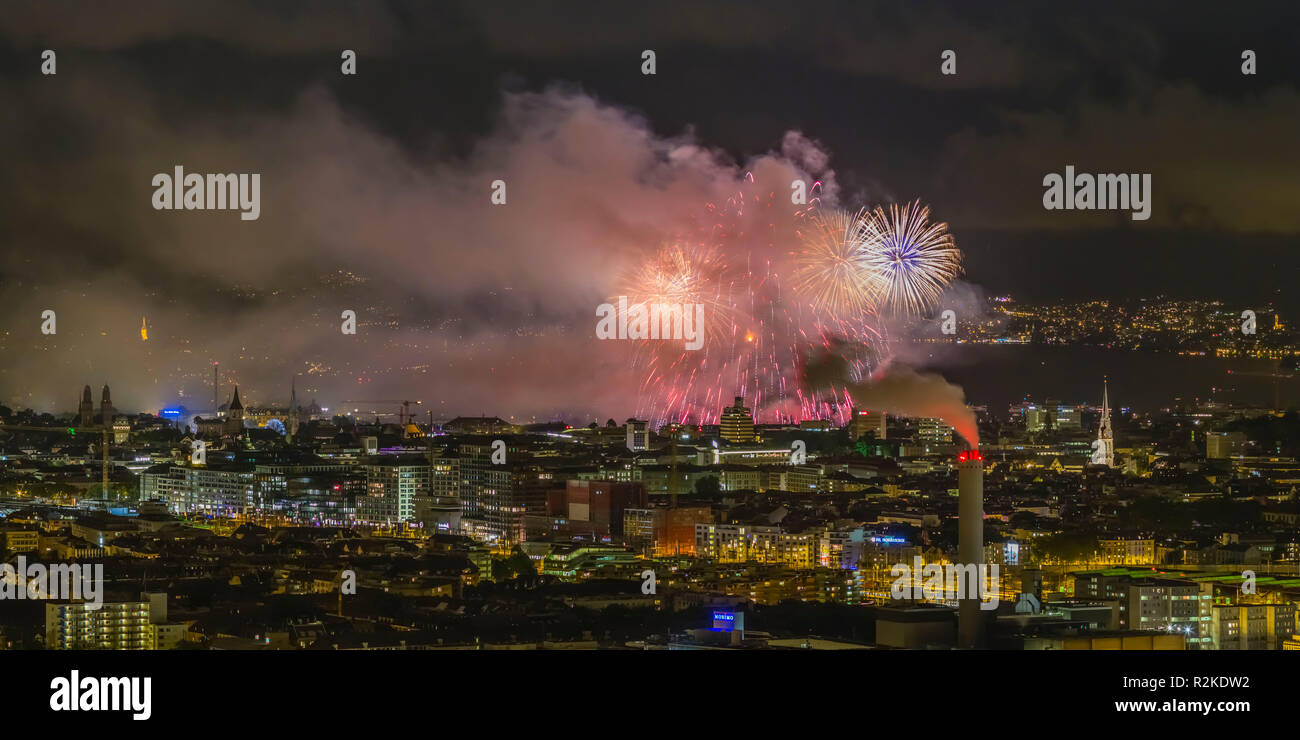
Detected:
[{"left": 800, "top": 343, "right": 979, "bottom": 447}]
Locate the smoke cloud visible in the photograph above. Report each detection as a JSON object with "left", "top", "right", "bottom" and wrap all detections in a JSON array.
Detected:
[
  {"left": 801, "top": 341, "right": 979, "bottom": 447},
  {"left": 0, "top": 75, "right": 840, "bottom": 419}
]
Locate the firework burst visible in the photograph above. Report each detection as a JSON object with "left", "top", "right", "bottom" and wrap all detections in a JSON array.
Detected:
[
  {"left": 621, "top": 185, "right": 959, "bottom": 427},
  {"left": 793, "top": 208, "right": 878, "bottom": 319},
  {"left": 860, "top": 200, "right": 962, "bottom": 315},
  {"left": 619, "top": 240, "right": 738, "bottom": 346}
]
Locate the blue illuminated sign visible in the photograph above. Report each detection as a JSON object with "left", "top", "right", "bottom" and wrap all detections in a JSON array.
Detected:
[{"left": 711, "top": 611, "right": 739, "bottom": 631}]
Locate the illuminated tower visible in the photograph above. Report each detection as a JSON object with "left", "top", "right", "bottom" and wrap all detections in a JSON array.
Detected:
[
  {"left": 1095, "top": 380, "right": 1114, "bottom": 467},
  {"left": 720, "top": 397, "right": 755, "bottom": 444},
  {"left": 78, "top": 385, "right": 94, "bottom": 427},
  {"left": 100, "top": 385, "right": 114, "bottom": 427},
  {"left": 956, "top": 449, "right": 985, "bottom": 649}
]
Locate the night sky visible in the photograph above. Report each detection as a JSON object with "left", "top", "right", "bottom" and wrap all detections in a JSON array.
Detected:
[{"left": 1, "top": 1, "right": 1297, "bottom": 417}]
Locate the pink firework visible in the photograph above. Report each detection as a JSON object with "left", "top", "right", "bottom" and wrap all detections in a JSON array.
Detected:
[{"left": 623, "top": 179, "right": 893, "bottom": 429}]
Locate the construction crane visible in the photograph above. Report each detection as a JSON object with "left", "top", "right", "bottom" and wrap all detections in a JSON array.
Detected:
[
  {"left": 669, "top": 429, "right": 679, "bottom": 509},
  {"left": 0, "top": 424, "right": 113, "bottom": 500},
  {"left": 342, "top": 399, "right": 423, "bottom": 426}
]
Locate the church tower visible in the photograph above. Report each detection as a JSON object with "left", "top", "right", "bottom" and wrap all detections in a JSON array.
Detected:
[
  {"left": 100, "top": 385, "right": 114, "bottom": 427},
  {"left": 79, "top": 385, "right": 94, "bottom": 427},
  {"left": 288, "top": 377, "right": 300, "bottom": 441},
  {"left": 227, "top": 386, "right": 244, "bottom": 436},
  {"left": 1095, "top": 379, "right": 1114, "bottom": 467}
]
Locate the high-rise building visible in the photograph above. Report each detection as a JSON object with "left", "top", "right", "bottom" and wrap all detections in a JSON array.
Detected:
[
  {"left": 1025, "top": 405, "right": 1046, "bottom": 432},
  {"left": 420, "top": 451, "right": 461, "bottom": 532},
  {"left": 458, "top": 442, "right": 494, "bottom": 522},
  {"left": 720, "top": 396, "right": 756, "bottom": 443},
  {"left": 458, "top": 442, "right": 547, "bottom": 544},
  {"left": 1095, "top": 380, "right": 1114, "bottom": 467},
  {"left": 46, "top": 600, "right": 154, "bottom": 650},
  {"left": 625, "top": 419, "right": 649, "bottom": 451},
  {"left": 359, "top": 457, "right": 430, "bottom": 524}
]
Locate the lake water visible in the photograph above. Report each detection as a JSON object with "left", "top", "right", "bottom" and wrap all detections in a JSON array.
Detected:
[{"left": 912, "top": 344, "right": 1295, "bottom": 413}]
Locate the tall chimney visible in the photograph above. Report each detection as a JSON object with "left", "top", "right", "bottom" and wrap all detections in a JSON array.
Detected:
[{"left": 956, "top": 449, "right": 984, "bottom": 649}]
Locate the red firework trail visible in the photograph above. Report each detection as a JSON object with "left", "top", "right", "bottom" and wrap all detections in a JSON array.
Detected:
[{"left": 620, "top": 178, "right": 915, "bottom": 428}]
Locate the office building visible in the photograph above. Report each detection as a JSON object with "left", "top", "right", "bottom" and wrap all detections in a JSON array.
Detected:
[{"left": 720, "top": 397, "right": 756, "bottom": 444}]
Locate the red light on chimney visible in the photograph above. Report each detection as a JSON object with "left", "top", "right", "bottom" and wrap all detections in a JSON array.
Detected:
[{"left": 958, "top": 452, "right": 967, "bottom": 462}]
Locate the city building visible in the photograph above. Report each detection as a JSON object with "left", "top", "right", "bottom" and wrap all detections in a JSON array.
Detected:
[
  {"left": 848, "top": 408, "right": 885, "bottom": 440},
  {"left": 720, "top": 397, "right": 756, "bottom": 444},
  {"left": 458, "top": 442, "right": 549, "bottom": 545},
  {"left": 916, "top": 417, "right": 954, "bottom": 444},
  {"left": 623, "top": 505, "right": 712, "bottom": 555},
  {"left": 140, "top": 463, "right": 255, "bottom": 517},
  {"left": 359, "top": 457, "right": 431, "bottom": 524},
  {"left": 1206, "top": 431, "right": 1247, "bottom": 459},
  {"left": 527, "top": 480, "right": 648, "bottom": 542},
  {"left": 695, "top": 523, "right": 816, "bottom": 568},
  {"left": 1099, "top": 538, "right": 1158, "bottom": 566},
  {"left": 1208, "top": 602, "right": 1297, "bottom": 650},
  {"left": 625, "top": 419, "right": 649, "bottom": 451},
  {"left": 46, "top": 600, "right": 154, "bottom": 650}
]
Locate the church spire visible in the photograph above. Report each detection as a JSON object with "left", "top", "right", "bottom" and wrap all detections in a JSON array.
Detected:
[
  {"left": 288, "top": 377, "right": 300, "bottom": 441},
  {"left": 1095, "top": 377, "right": 1114, "bottom": 467}
]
